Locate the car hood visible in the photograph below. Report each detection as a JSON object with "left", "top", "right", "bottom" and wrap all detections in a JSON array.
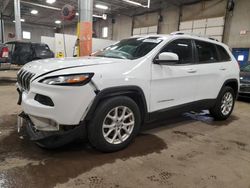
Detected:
[
  {"left": 240, "top": 71, "right": 250, "bottom": 82},
  {"left": 22, "top": 56, "right": 123, "bottom": 76}
]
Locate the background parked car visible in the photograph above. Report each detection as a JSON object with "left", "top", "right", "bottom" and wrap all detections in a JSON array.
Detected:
[
  {"left": 6, "top": 41, "right": 54, "bottom": 65},
  {"left": 0, "top": 43, "right": 10, "bottom": 69},
  {"left": 239, "top": 64, "right": 250, "bottom": 98}
]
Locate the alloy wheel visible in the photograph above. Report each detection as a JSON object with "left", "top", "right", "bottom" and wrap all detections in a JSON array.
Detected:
[
  {"left": 221, "top": 92, "right": 234, "bottom": 116},
  {"left": 102, "top": 106, "right": 135, "bottom": 144}
]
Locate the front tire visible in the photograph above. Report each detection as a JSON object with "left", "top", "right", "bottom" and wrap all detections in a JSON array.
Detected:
[
  {"left": 88, "top": 96, "right": 141, "bottom": 152},
  {"left": 210, "top": 86, "right": 235, "bottom": 120}
]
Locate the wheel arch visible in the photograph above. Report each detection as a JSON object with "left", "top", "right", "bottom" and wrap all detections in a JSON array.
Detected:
[
  {"left": 85, "top": 86, "right": 149, "bottom": 122},
  {"left": 222, "top": 79, "right": 239, "bottom": 97}
]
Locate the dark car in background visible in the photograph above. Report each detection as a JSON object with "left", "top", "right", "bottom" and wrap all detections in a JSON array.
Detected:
[
  {"left": 239, "top": 64, "right": 250, "bottom": 98},
  {"left": 6, "top": 41, "right": 54, "bottom": 65},
  {"left": 0, "top": 43, "right": 10, "bottom": 69}
]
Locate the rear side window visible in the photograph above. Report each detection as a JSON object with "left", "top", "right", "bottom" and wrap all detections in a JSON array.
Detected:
[
  {"left": 195, "top": 40, "right": 219, "bottom": 63},
  {"left": 216, "top": 45, "right": 231, "bottom": 61},
  {"left": 161, "top": 39, "right": 193, "bottom": 64},
  {"left": 35, "top": 44, "right": 50, "bottom": 53}
]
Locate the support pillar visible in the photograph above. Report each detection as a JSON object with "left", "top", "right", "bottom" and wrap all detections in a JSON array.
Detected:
[
  {"left": 78, "top": 0, "right": 93, "bottom": 56},
  {"left": 0, "top": 13, "right": 4, "bottom": 43},
  {"left": 14, "top": 0, "right": 22, "bottom": 40}
]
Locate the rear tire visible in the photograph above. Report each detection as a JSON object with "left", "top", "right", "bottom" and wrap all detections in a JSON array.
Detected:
[
  {"left": 88, "top": 96, "right": 141, "bottom": 152},
  {"left": 210, "top": 86, "right": 235, "bottom": 120}
]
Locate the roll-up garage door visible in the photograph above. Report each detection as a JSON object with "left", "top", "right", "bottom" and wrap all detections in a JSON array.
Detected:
[
  {"left": 179, "top": 17, "right": 225, "bottom": 42},
  {"left": 132, "top": 12, "right": 158, "bottom": 36}
]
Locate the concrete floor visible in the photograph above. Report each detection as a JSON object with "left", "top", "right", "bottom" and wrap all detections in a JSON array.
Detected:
[{"left": 1, "top": 70, "right": 250, "bottom": 188}]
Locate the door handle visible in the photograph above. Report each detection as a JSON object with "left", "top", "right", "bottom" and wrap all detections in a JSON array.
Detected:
[
  {"left": 220, "top": 67, "right": 227, "bottom": 71},
  {"left": 187, "top": 69, "right": 197, "bottom": 73}
]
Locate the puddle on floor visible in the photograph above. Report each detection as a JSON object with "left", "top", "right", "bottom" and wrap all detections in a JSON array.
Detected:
[{"left": 0, "top": 114, "right": 167, "bottom": 188}]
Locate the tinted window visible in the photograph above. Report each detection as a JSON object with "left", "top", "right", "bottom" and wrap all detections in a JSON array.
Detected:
[
  {"left": 216, "top": 45, "right": 231, "bottom": 61},
  {"left": 15, "top": 43, "right": 31, "bottom": 53},
  {"left": 160, "top": 39, "right": 193, "bottom": 64},
  {"left": 195, "top": 40, "right": 219, "bottom": 63}
]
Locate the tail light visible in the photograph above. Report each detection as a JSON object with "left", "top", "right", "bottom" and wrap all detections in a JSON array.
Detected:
[{"left": 0, "top": 47, "right": 9, "bottom": 58}]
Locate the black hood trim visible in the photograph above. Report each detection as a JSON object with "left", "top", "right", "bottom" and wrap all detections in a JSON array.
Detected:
[{"left": 32, "top": 63, "right": 104, "bottom": 82}]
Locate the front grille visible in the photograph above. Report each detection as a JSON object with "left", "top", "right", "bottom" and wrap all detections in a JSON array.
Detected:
[{"left": 17, "top": 69, "right": 35, "bottom": 91}]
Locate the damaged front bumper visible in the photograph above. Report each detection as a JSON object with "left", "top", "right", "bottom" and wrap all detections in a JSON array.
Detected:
[{"left": 18, "top": 112, "right": 87, "bottom": 146}]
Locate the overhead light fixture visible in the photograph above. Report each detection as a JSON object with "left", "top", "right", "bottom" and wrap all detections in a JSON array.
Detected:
[
  {"left": 95, "top": 4, "right": 108, "bottom": 10},
  {"left": 13, "top": 19, "right": 25, "bottom": 23},
  {"left": 55, "top": 20, "right": 61, "bottom": 24},
  {"left": 31, "top": 9, "right": 38, "bottom": 14},
  {"left": 46, "top": 0, "right": 56, "bottom": 4},
  {"left": 22, "top": 1, "right": 61, "bottom": 11},
  {"left": 93, "top": 14, "right": 103, "bottom": 19},
  {"left": 93, "top": 14, "right": 107, "bottom": 20},
  {"left": 122, "top": 0, "right": 150, "bottom": 8},
  {"left": 76, "top": 12, "right": 79, "bottom": 16}
]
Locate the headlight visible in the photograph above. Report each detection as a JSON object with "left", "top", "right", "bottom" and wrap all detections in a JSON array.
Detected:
[{"left": 40, "top": 73, "right": 94, "bottom": 86}]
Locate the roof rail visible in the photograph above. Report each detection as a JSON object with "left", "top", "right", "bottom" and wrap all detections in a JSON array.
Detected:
[
  {"left": 170, "top": 31, "right": 219, "bottom": 42},
  {"left": 208, "top": 37, "right": 219, "bottom": 42},
  {"left": 170, "top": 31, "right": 185, "bottom": 35}
]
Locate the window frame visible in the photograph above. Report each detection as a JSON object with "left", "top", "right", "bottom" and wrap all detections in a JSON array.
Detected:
[{"left": 153, "top": 38, "right": 196, "bottom": 66}]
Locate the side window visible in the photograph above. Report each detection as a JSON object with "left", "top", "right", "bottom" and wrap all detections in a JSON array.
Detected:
[
  {"left": 216, "top": 45, "right": 231, "bottom": 61},
  {"left": 195, "top": 40, "right": 219, "bottom": 63},
  {"left": 160, "top": 39, "right": 193, "bottom": 64}
]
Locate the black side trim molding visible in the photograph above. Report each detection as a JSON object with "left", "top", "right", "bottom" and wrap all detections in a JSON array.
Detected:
[{"left": 148, "top": 99, "right": 216, "bottom": 122}]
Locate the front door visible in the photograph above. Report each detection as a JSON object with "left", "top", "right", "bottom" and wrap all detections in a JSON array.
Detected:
[{"left": 150, "top": 39, "right": 198, "bottom": 112}]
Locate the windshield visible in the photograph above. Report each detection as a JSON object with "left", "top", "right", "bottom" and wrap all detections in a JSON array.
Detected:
[
  {"left": 93, "top": 37, "right": 163, "bottom": 60},
  {"left": 241, "top": 64, "right": 250, "bottom": 72}
]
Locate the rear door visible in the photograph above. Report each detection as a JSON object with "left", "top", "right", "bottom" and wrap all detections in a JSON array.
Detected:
[
  {"left": 193, "top": 40, "right": 231, "bottom": 100},
  {"left": 150, "top": 38, "right": 199, "bottom": 112}
]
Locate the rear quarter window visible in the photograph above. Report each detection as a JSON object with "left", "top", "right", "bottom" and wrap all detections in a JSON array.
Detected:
[{"left": 216, "top": 45, "right": 231, "bottom": 61}]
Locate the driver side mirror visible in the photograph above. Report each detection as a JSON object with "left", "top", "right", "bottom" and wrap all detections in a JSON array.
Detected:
[{"left": 154, "top": 52, "right": 179, "bottom": 65}]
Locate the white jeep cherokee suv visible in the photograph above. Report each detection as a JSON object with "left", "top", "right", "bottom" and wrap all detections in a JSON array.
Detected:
[{"left": 17, "top": 33, "right": 240, "bottom": 152}]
